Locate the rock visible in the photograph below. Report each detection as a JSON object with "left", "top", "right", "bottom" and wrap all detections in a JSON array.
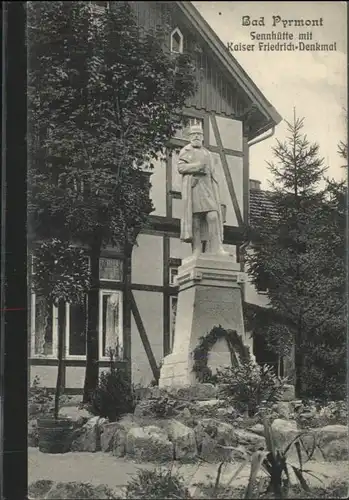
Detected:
[
  {"left": 322, "top": 439, "right": 349, "bottom": 461},
  {"left": 195, "top": 399, "right": 221, "bottom": 408},
  {"left": 216, "top": 406, "right": 236, "bottom": 419},
  {"left": 59, "top": 406, "right": 93, "bottom": 427},
  {"left": 216, "top": 383, "right": 230, "bottom": 398},
  {"left": 100, "top": 422, "right": 119, "bottom": 452},
  {"left": 290, "top": 400, "right": 303, "bottom": 411},
  {"left": 110, "top": 415, "right": 139, "bottom": 457},
  {"left": 271, "top": 419, "right": 299, "bottom": 452},
  {"left": 316, "top": 425, "right": 348, "bottom": 447},
  {"left": 125, "top": 425, "right": 173, "bottom": 462},
  {"left": 165, "top": 419, "right": 197, "bottom": 461},
  {"left": 194, "top": 418, "right": 239, "bottom": 462},
  {"left": 299, "top": 406, "right": 317, "bottom": 419},
  {"left": 133, "top": 399, "right": 157, "bottom": 418},
  {"left": 248, "top": 423, "right": 265, "bottom": 437},
  {"left": 166, "top": 384, "right": 217, "bottom": 401},
  {"left": 274, "top": 402, "right": 292, "bottom": 419},
  {"left": 71, "top": 416, "right": 101, "bottom": 452},
  {"left": 281, "top": 384, "right": 295, "bottom": 402},
  {"left": 149, "top": 386, "right": 162, "bottom": 399},
  {"left": 180, "top": 407, "right": 192, "bottom": 419},
  {"left": 133, "top": 398, "right": 177, "bottom": 418},
  {"left": 28, "top": 419, "right": 39, "bottom": 447},
  {"left": 270, "top": 419, "right": 321, "bottom": 462},
  {"left": 232, "top": 429, "right": 266, "bottom": 452}
]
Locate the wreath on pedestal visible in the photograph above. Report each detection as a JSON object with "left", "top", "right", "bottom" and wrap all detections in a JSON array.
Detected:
[{"left": 192, "top": 325, "right": 251, "bottom": 383}]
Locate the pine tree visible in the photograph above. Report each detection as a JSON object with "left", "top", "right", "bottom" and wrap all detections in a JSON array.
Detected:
[
  {"left": 246, "top": 113, "right": 345, "bottom": 398},
  {"left": 27, "top": 1, "right": 197, "bottom": 400}
]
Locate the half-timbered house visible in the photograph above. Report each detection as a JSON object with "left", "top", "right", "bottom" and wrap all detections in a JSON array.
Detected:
[{"left": 29, "top": 1, "right": 282, "bottom": 391}]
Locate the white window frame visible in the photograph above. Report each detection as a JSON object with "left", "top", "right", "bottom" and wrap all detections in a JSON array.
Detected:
[
  {"left": 30, "top": 293, "right": 58, "bottom": 359},
  {"left": 99, "top": 257, "right": 123, "bottom": 282},
  {"left": 89, "top": 1, "right": 110, "bottom": 12},
  {"left": 170, "top": 27, "right": 184, "bottom": 54},
  {"left": 98, "top": 289, "right": 123, "bottom": 361},
  {"left": 65, "top": 299, "right": 88, "bottom": 361}
]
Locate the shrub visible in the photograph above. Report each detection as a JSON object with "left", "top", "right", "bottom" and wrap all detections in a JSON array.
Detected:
[
  {"left": 125, "top": 467, "right": 192, "bottom": 499},
  {"left": 215, "top": 360, "right": 286, "bottom": 417},
  {"left": 28, "top": 376, "right": 54, "bottom": 418},
  {"left": 147, "top": 397, "right": 178, "bottom": 418},
  {"left": 89, "top": 367, "right": 135, "bottom": 422},
  {"left": 29, "top": 480, "right": 117, "bottom": 499}
]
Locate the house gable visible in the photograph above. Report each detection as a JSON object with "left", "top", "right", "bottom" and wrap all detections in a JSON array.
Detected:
[{"left": 128, "top": 1, "right": 282, "bottom": 139}]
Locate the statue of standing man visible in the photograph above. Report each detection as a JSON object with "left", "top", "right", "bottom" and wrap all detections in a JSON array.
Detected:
[{"left": 178, "top": 124, "right": 228, "bottom": 257}]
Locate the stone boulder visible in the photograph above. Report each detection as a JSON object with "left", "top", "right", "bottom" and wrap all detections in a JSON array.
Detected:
[
  {"left": 109, "top": 415, "right": 140, "bottom": 457},
  {"left": 281, "top": 384, "right": 295, "bottom": 402},
  {"left": 165, "top": 419, "right": 197, "bottom": 461},
  {"left": 322, "top": 439, "right": 349, "bottom": 461},
  {"left": 216, "top": 406, "right": 236, "bottom": 420},
  {"left": 100, "top": 422, "right": 119, "bottom": 453},
  {"left": 194, "top": 418, "right": 243, "bottom": 462},
  {"left": 59, "top": 406, "right": 93, "bottom": 428},
  {"left": 271, "top": 419, "right": 299, "bottom": 449},
  {"left": 270, "top": 418, "right": 321, "bottom": 462},
  {"left": 125, "top": 425, "right": 173, "bottom": 462},
  {"left": 232, "top": 428, "right": 266, "bottom": 452},
  {"left": 71, "top": 416, "right": 104, "bottom": 452},
  {"left": 165, "top": 383, "right": 217, "bottom": 401},
  {"left": 248, "top": 423, "right": 265, "bottom": 437},
  {"left": 316, "top": 424, "right": 348, "bottom": 447},
  {"left": 273, "top": 402, "right": 293, "bottom": 420}
]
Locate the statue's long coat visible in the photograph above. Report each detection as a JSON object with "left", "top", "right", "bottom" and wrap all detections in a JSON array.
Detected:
[{"left": 177, "top": 144, "right": 224, "bottom": 243}]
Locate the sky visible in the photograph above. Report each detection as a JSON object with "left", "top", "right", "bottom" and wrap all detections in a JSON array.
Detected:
[{"left": 192, "top": 1, "right": 347, "bottom": 189}]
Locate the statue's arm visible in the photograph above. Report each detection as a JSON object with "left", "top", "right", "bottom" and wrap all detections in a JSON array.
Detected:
[{"left": 178, "top": 160, "right": 206, "bottom": 175}]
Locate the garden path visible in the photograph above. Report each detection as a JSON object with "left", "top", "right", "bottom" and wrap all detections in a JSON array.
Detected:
[{"left": 29, "top": 447, "right": 349, "bottom": 494}]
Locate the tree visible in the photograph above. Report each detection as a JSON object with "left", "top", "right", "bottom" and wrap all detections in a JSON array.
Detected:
[
  {"left": 246, "top": 113, "right": 346, "bottom": 398},
  {"left": 27, "top": 1, "right": 197, "bottom": 401},
  {"left": 31, "top": 239, "right": 91, "bottom": 418}
]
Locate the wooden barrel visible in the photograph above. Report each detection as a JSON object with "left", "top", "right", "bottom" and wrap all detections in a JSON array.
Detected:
[{"left": 37, "top": 417, "right": 74, "bottom": 454}]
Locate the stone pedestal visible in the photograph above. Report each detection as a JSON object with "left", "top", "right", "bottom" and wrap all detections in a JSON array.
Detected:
[{"left": 159, "top": 253, "right": 252, "bottom": 388}]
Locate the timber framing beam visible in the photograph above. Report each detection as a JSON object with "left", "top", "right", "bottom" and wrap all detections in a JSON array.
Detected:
[
  {"left": 129, "top": 291, "right": 160, "bottom": 383},
  {"left": 210, "top": 113, "right": 244, "bottom": 226},
  {"left": 148, "top": 215, "right": 245, "bottom": 245}
]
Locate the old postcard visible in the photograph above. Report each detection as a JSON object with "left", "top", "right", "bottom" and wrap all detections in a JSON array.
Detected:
[{"left": 27, "top": 2, "right": 347, "bottom": 499}]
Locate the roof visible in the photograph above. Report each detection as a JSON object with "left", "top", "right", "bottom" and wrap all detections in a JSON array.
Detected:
[
  {"left": 249, "top": 186, "right": 279, "bottom": 226},
  {"left": 176, "top": 2, "right": 282, "bottom": 137}
]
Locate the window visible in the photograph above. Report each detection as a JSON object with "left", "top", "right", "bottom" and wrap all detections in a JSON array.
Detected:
[
  {"left": 66, "top": 298, "right": 88, "bottom": 357},
  {"left": 90, "top": 1, "right": 109, "bottom": 10},
  {"left": 99, "top": 257, "right": 123, "bottom": 282},
  {"left": 170, "top": 296, "right": 178, "bottom": 351},
  {"left": 170, "top": 28, "right": 183, "bottom": 54},
  {"left": 89, "top": 1, "right": 109, "bottom": 27},
  {"left": 99, "top": 290, "right": 123, "bottom": 359},
  {"left": 30, "top": 294, "right": 58, "bottom": 357}
]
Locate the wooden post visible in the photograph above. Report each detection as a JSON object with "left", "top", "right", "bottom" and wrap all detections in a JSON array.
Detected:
[{"left": 54, "top": 300, "right": 66, "bottom": 420}]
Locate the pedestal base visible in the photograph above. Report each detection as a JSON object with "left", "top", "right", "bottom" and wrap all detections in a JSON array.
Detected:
[{"left": 159, "top": 253, "right": 251, "bottom": 389}]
